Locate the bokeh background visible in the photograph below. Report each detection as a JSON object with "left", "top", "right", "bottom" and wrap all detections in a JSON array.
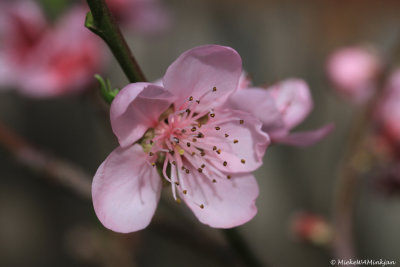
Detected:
[{"left": 1, "top": 0, "right": 400, "bottom": 266}]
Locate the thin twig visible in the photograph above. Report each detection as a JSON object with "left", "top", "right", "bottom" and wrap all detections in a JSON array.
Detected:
[{"left": 85, "top": 0, "right": 146, "bottom": 83}]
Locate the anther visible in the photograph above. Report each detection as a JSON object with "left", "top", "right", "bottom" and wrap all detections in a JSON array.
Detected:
[
  {"left": 233, "top": 139, "right": 239, "bottom": 144},
  {"left": 186, "top": 109, "right": 190, "bottom": 113},
  {"left": 192, "top": 138, "right": 197, "bottom": 142},
  {"left": 223, "top": 161, "right": 228, "bottom": 166},
  {"left": 181, "top": 129, "right": 187, "bottom": 133},
  {"left": 225, "top": 133, "right": 229, "bottom": 138},
  {"left": 175, "top": 181, "right": 180, "bottom": 186},
  {"left": 200, "top": 151, "right": 206, "bottom": 156},
  {"left": 197, "top": 168, "right": 203, "bottom": 173},
  {"left": 191, "top": 127, "right": 197, "bottom": 132},
  {"left": 196, "top": 100, "right": 200, "bottom": 104},
  {"left": 191, "top": 152, "right": 196, "bottom": 156},
  {"left": 187, "top": 142, "right": 191, "bottom": 147},
  {"left": 149, "top": 152, "right": 154, "bottom": 156},
  {"left": 210, "top": 113, "right": 215, "bottom": 118},
  {"left": 200, "top": 204, "right": 204, "bottom": 209},
  {"left": 239, "top": 119, "right": 244, "bottom": 124},
  {"left": 183, "top": 190, "right": 187, "bottom": 195},
  {"left": 149, "top": 140, "right": 154, "bottom": 145},
  {"left": 215, "top": 126, "right": 220, "bottom": 130},
  {"left": 197, "top": 132, "right": 204, "bottom": 138},
  {"left": 201, "top": 164, "right": 205, "bottom": 168},
  {"left": 172, "top": 161, "right": 177, "bottom": 165},
  {"left": 212, "top": 179, "right": 217, "bottom": 183},
  {"left": 212, "top": 86, "right": 217, "bottom": 92},
  {"left": 213, "top": 146, "right": 217, "bottom": 151},
  {"left": 176, "top": 198, "right": 181, "bottom": 204},
  {"left": 185, "top": 169, "right": 190, "bottom": 174},
  {"left": 151, "top": 163, "right": 156, "bottom": 167},
  {"left": 216, "top": 149, "right": 221, "bottom": 154},
  {"left": 189, "top": 96, "right": 193, "bottom": 101},
  {"left": 241, "top": 159, "right": 246, "bottom": 164},
  {"left": 181, "top": 166, "right": 185, "bottom": 170},
  {"left": 227, "top": 175, "right": 231, "bottom": 179}
]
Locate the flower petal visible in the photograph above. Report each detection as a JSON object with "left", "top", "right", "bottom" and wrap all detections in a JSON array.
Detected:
[
  {"left": 111, "top": 82, "right": 175, "bottom": 147},
  {"left": 271, "top": 123, "right": 335, "bottom": 147},
  {"left": 204, "top": 109, "right": 270, "bottom": 173},
  {"left": 226, "top": 87, "right": 284, "bottom": 131},
  {"left": 180, "top": 171, "right": 259, "bottom": 228},
  {"left": 92, "top": 145, "right": 162, "bottom": 233},
  {"left": 269, "top": 79, "right": 313, "bottom": 130},
  {"left": 163, "top": 45, "right": 242, "bottom": 112}
]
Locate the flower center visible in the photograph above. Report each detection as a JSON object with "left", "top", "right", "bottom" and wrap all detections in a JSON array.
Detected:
[{"left": 142, "top": 87, "right": 245, "bottom": 208}]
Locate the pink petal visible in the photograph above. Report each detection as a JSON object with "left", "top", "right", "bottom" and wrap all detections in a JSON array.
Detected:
[
  {"left": 205, "top": 109, "right": 270, "bottom": 173},
  {"left": 163, "top": 45, "right": 242, "bottom": 112},
  {"left": 226, "top": 87, "right": 284, "bottom": 131},
  {"left": 92, "top": 145, "right": 162, "bottom": 233},
  {"left": 269, "top": 79, "right": 313, "bottom": 130},
  {"left": 271, "top": 123, "right": 335, "bottom": 147},
  {"left": 181, "top": 171, "right": 259, "bottom": 228},
  {"left": 111, "top": 82, "right": 175, "bottom": 147},
  {"left": 326, "top": 46, "right": 381, "bottom": 103}
]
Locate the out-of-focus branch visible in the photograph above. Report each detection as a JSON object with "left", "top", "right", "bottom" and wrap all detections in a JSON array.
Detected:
[
  {"left": 333, "top": 39, "right": 400, "bottom": 259},
  {"left": 0, "top": 120, "right": 92, "bottom": 198},
  {"left": 85, "top": 0, "right": 146, "bottom": 83}
]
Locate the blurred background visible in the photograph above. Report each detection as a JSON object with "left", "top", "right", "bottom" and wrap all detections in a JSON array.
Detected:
[{"left": 1, "top": 0, "right": 400, "bottom": 266}]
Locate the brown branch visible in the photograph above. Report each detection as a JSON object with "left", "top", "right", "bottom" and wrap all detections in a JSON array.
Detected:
[{"left": 0, "top": 120, "right": 92, "bottom": 199}]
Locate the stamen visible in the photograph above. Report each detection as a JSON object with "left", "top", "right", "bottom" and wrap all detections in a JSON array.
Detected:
[
  {"left": 212, "top": 86, "right": 217, "bottom": 92},
  {"left": 189, "top": 96, "right": 194, "bottom": 101},
  {"left": 200, "top": 204, "right": 204, "bottom": 209},
  {"left": 200, "top": 151, "right": 206, "bottom": 156},
  {"left": 239, "top": 119, "right": 244, "bottom": 124},
  {"left": 233, "top": 139, "right": 239, "bottom": 144},
  {"left": 223, "top": 161, "right": 228, "bottom": 166},
  {"left": 191, "top": 152, "right": 196, "bottom": 156},
  {"left": 201, "top": 164, "right": 205, "bottom": 168},
  {"left": 210, "top": 113, "right": 215, "bottom": 118},
  {"left": 227, "top": 175, "right": 231, "bottom": 179},
  {"left": 215, "top": 126, "right": 220, "bottom": 130},
  {"left": 185, "top": 169, "right": 190, "bottom": 174},
  {"left": 216, "top": 149, "right": 221, "bottom": 154},
  {"left": 212, "top": 179, "right": 217, "bottom": 183},
  {"left": 225, "top": 134, "right": 229, "bottom": 138},
  {"left": 197, "top": 132, "right": 204, "bottom": 138},
  {"left": 183, "top": 190, "right": 187, "bottom": 195},
  {"left": 192, "top": 138, "right": 197, "bottom": 142},
  {"left": 175, "top": 198, "right": 181, "bottom": 204},
  {"left": 151, "top": 162, "right": 156, "bottom": 167},
  {"left": 149, "top": 152, "right": 154, "bottom": 156},
  {"left": 241, "top": 159, "right": 246, "bottom": 164},
  {"left": 197, "top": 168, "right": 203, "bottom": 173},
  {"left": 191, "top": 127, "right": 197, "bottom": 132},
  {"left": 213, "top": 146, "right": 217, "bottom": 151},
  {"left": 187, "top": 142, "right": 191, "bottom": 147}
]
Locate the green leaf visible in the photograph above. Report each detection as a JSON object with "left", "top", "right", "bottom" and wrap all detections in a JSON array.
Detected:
[{"left": 94, "top": 74, "right": 120, "bottom": 104}]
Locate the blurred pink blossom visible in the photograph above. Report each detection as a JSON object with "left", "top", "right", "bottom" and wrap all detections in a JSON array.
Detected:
[
  {"left": 0, "top": 2, "right": 104, "bottom": 97},
  {"left": 106, "top": 0, "right": 170, "bottom": 34},
  {"left": 326, "top": 46, "right": 382, "bottom": 104},
  {"left": 92, "top": 45, "right": 270, "bottom": 233},
  {"left": 226, "top": 78, "right": 334, "bottom": 147},
  {"left": 373, "top": 70, "right": 400, "bottom": 155}
]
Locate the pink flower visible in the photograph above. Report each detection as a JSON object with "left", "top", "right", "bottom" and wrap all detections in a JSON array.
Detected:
[
  {"left": 326, "top": 46, "right": 382, "bottom": 104},
  {"left": 92, "top": 45, "right": 270, "bottom": 233},
  {"left": 226, "top": 79, "right": 334, "bottom": 147},
  {"left": 373, "top": 70, "right": 400, "bottom": 154},
  {"left": 105, "top": 0, "right": 170, "bottom": 34},
  {"left": 0, "top": 3, "right": 104, "bottom": 97}
]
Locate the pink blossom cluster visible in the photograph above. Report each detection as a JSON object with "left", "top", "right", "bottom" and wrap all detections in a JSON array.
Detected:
[
  {"left": 92, "top": 45, "right": 334, "bottom": 233},
  {"left": 0, "top": 1, "right": 103, "bottom": 97}
]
